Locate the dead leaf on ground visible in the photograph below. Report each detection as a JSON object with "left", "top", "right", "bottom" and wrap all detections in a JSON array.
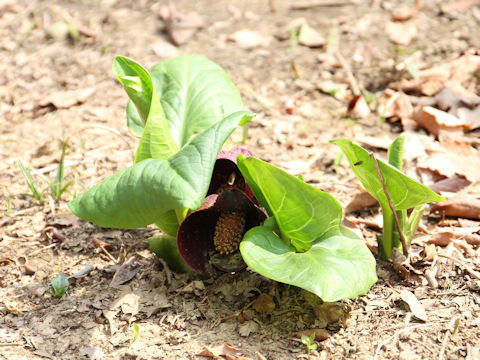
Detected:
[
  {"left": 417, "top": 140, "right": 480, "bottom": 186},
  {"left": 345, "top": 191, "right": 378, "bottom": 213},
  {"left": 347, "top": 95, "right": 370, "bottom": 119},
  {"left": 412, "top": 106, "right": 469, "bottom": 139},
  {"left": 391, "top": 0, "right": 423, "bottom": 21},
  {"left": 400, "top": 289, "right": 428, "bottom": 321},
  {"left": 432, "top": 192, "right": 480, "bottom": 220},
  {"left": 378, "top": 90, "right": 414, "bottom": 119},
  {"left": 238, "top": 320, "right": 259, "bottom": 337},
  {"left": 385, "top": 21, "right": 417, "bottom": 46},
  {"left": 313, "top": 302, "right": 349, "bottom": 326},
  {"left": 198, "top": 343, "right": 243, "bottom": 359},
  {"left": 159, "top": 4, "right": 204, "bottom": 46},
  {"left": 228, "top": 29, "right": 271, "bottom": 49},
  {"left": 298, "top": 23, "right": 325, "bottom": 48},
  {"left": 429, "top": 174, "right": 471, "bottom": 193},
  {"left": 252, "top": 293, "right": 275, "bottom": 314},
  {"left": 79, "top": 346, "right": 105, "bottom": 360},
  {"left": 152, "top": 40, "right": 180, "bottom": 58},
  {"left": 39, "top": 87, "right": 96, "bottom": 109},
  {"left": 110, "top": 259, "right": 143, "bottom": 286},
  {"left": 441, "top": 0, "right": 479, "bottom": 14},
  {"left": 296, "top": 329, "right": 330, "bottom": 341}
]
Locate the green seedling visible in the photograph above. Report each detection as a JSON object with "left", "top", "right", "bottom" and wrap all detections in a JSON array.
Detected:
[
  {"left": 51, "top": 273, "right": 69, "bottom": 299},
  {"left": 49, "top": 141, "right": 74, "bottom": 201},
  {"left": 333, "top": 135, "right": 444, "bottom": 260},
  {"left": 301, "top": 333, "right": 317, "bottom": 353},
  {"left": 17, "top": 141, "right": 73, "bottom": 203},
  {"left": 132, "top": 322, "right": 140, "bottom": 341},
  {"left": 18, "top": 161, "right": 44, "bottom": 204}
]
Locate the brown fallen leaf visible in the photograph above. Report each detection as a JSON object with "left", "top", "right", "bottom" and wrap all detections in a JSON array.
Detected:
[
  {"left": 400, "top": 289, "right": 428, "bottom": 322},
  {"left": 432, "top": 192, "right": 480, "bottom": 220},
  {"left": 228, "top": 29, "right": 271, "bottom": 49},
  {"left": 298, "top": 23, "right": 325, "bottom": 48},
  {"left": 457, "top": 106, "right": 480, "bottom": 130},
  {"left": 412, "top": 106, "right": 469, "bottom": 139},
  {"left": 79, "top": 346, "right": 105, "bottom": 360},
  {"left": 198, "top": 343, "right": 243, "bottom": 359},
  {"left": 441, "top": 0, "right": 479, "bottom": 14},
  {"left": 39, "top": 87, "right": 96, "bottom": 109},
  {"left": 110, "top": 258, "right": 143, "bottom": 286},
  {"left": 345, "top": 191, "right": 378, "bottom": 213},
  {"left": 296, "top": 329, "right": 330, "bottom": 341},
  {"left": 391, "top": 0, "right": 423, "bottom": 21},
  {"left": 347, "top": 95, "right": 370, "bottom": 119},
  {"left": 152, "top": 40, "right": 180, "bottom": 58},
  {"left": 378, "top": 90, "right": 414, "bottom": 120},
  {"left": 252, "top": 293, "right": 275, "bottom": 314},
  {"left": 429, "top": 174, "right": 471, "bottom": 193},
  {"left": 159, "top": 4, "right": 204, "bottom": 46},
  {"left": 385, "top": 21, "right": 417, "bottom": 46}
]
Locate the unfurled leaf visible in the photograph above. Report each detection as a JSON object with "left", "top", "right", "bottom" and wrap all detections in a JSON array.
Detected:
[
  {"left": 237, "top": 156, "right": 377, "bottom": 302},
  {"left": 68, "top": 111, "right": 254, "bottom": 229},
  {"left": 241, "top": 226, "right": 377, "bottom": 302},
  {"left": 237, "top": 156, "right": 342, "bottom": 253},
  {"left": 333, "top": 139, "right": 444, "bottom": 211},
  {"left": 150, "top": 55, "right": 243, "bottom": 147}
]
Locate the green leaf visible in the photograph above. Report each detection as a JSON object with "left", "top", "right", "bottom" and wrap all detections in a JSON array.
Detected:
[
  {"left": 146, "top": 235, "right": 193, "bottom": 274},
  {"left": 332, "top": 139, "right": 444, "bottom": 210},
  {"left": 113, "top": 56, "right": 152, "bottom": 125},
  {"left": 51, "top": 274, "right": 69, "bottom": 299},
  {"left": 114, "top": 56, "right": 178, "bottom": 161},
  {"left": 150, "top": 55, "right": 243, "bottom": 147},
  {"left": 240, "top": 226, "right": 377, "bottom": 302},
  {"left": 68, "top": 111, "right": 254, "bottom": 229},
  {"left": 132, "top": 322, "right": 139, "bottom": 341},
  {"left": 387, "top": 134, "right": 404, "bottom": 171},
  {"left": 154, "top": 209, "right": 180, "bottom": 237},
  {"left": 126, "top": 101, "right": 144, "bottom": 137},
  {"left": 237, "top": 156, "right": 341, "bottom": 252},
  {"left": 18, "top": 161, "right": 44, "bottom": 204}
]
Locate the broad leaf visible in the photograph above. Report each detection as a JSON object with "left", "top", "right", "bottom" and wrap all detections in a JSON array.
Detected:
[
  {"left": 240, "top": 226, "right": 377, "bottom": 302},
  {"left": 68, "top": 111, "right": 254, "bottom": 229},
  {"left": 237, "top": 156, "right": 341, "bottom": 252},
  {"left": 126, "top": 101, "right": 144, "bottom": 137},
  {"left": 333, "top": 139, "right": 444, "bottom": 210},
  {"left": 150, "top": 55, "right": 243, "bottom": 147},
  {"left": 154, "top": 209, "right": 180, "bottom": 237},
  {"left": 114, "top": 56, "right": 179, "bottom": 161}
]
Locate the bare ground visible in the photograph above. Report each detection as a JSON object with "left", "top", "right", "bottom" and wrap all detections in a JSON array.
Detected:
[{"left": 1, "top": 0, "right": 480, "bottom": 359}]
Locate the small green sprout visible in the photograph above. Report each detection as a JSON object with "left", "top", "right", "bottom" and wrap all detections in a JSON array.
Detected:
[
  {"left": 51, "top": 274, "right": 69, "bottom": 299},
  {"left": 301, "top": 333, "right": 317, "bottom": 353}
]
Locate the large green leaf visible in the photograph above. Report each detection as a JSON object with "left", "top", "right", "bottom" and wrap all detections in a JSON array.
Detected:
[
  {"left": 332, "top": 139, "right": 444, "bottom": 210},
  {"left": 68, "top": 111, "right": 254, "bottom": 229},
  {"left": 150, "top": 55, "right": 243, "bottom": 147},
  {"left": 114, "top": 56, "right": 179, "bottom": 160},
  {"left": 237, "top": 156, "right": 376, "bottom": 301},
  {"left": 240, "top": 226, "right": 377, "bottom": 302},
  {"left": 237, "top": 156, "right": 341, "bottom": 252}
]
